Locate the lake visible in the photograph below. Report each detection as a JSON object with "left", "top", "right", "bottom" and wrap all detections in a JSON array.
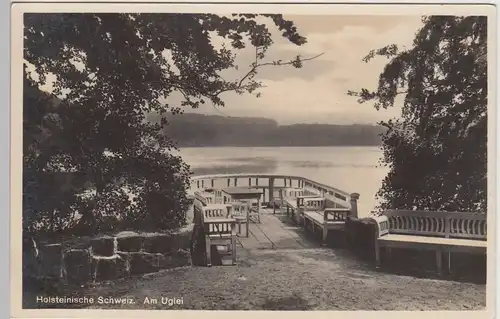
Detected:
[{"left": 178, "top": 146, "right": 388, "bottom": 218}]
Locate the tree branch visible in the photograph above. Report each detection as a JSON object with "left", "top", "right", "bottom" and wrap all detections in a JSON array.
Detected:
[
  {"left": 258, "top": 52, "right": 324, "bottom": 68},
  {"left": 165, "top": 51, "right": 324, "bottom": 112},
  {"left": 215, "top": 52, "right": 325, "bottom": 97}
]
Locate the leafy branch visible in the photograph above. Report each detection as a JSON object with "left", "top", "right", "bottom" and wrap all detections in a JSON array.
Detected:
[
  {"left": 170, "top": 50, "right": 324, "bottom": 110},
  {"left": 216, "top": 51, "right": 325, "bottom": 96}
]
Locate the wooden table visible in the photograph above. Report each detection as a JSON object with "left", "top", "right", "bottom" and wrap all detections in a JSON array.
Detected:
[{"left": 221, "top": 187, "right": 263, "bottom": 237}]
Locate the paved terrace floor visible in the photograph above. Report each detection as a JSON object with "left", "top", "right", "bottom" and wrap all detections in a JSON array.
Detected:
[
  {"left": 235, "top": 209, "right": 319, "bottom": 250},
  {"left": 76, "top": 209, "right": 488, "bottom": 310}
]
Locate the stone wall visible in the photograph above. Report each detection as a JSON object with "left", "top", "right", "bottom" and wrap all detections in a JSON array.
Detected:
[{"left": 27, "top": 225, "right": 194, "bottom": 286}]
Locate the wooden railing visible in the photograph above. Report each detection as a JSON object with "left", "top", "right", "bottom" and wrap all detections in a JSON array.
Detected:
[{"left": 189, "top": 173, "right": 354, "bottom": 210}]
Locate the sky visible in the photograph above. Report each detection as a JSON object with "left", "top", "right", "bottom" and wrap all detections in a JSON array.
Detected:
[
  {"left": 29, "top": 14, "right": 425, "bottom": 126},
  {"left": 190, "top": 14, "right": 425, "bottom": 125}
]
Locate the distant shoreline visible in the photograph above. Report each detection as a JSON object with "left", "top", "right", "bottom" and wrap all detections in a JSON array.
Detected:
[{"left": 159, "top": 113, "right": 386, "bottom": 148}]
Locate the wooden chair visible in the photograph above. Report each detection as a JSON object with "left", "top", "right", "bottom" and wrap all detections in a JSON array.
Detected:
[
  {"left": 194, "top": 201, "right": 237, "bottom": 267},
  {"left": 249, "top": 201, "right": 261, "bottom": 224},
  {"left": 227, "top": 201, "right": 250, "bottom": 237}
]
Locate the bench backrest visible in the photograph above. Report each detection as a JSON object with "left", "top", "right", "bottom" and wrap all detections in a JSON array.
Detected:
[
  {"left": 194, "top": 191, "right": 215, "bottom": 205},
  {"left": 194, "top": 200, "right": 234, "bottom": 235},
  {"left": 383, "top": 210, "right": 487, "bottom": 240},
  {"left": 227, "top": 201, "right": 248, "bottom": 219},
  {"left": 203, "top": 204, "right": 230, "bottom": 219},
  {"left": 193, "top": 200, "right": 229, "bottom": 220},
  {"left": 296, "top": 196, "right": 323, "bottom": 208},
  {"left": 302, "top": 198, "right": 326, "bottom": 211},
  {"left": 283, "top": 188, "right": 305, "bottom": 198},
  {"left": 324, "top": 208, "right": 350, "bottom": 222},
  {"left": 206, "top": 220, "right": 234, "bottom": 236}
]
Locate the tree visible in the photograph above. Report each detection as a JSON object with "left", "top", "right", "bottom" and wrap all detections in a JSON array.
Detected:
[
  {"left": 348, "top": 16, "right": 487, "bottom": 213},
  {"left": 23, "top": 13, "right": 312, "bottom": 236}
]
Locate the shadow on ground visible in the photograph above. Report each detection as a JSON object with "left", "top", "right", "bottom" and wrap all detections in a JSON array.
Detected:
[
  {"left": 274, "top": 213, "right": 487, "bottom": 285},
  {"left": 261, "top": 293, "right": 312, "bottom": 310},
  {"left": 375, "top": 249, "right": 487, "bottom": 284}
]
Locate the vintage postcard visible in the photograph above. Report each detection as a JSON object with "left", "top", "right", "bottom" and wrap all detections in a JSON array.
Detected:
[{"left": 11, "top": 1, "right": 497, "bottom": 318}]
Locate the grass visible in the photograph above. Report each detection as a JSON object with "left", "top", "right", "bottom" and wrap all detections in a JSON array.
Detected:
[{"left": 29, "top": 246, "right": 486, "bottom": 311}]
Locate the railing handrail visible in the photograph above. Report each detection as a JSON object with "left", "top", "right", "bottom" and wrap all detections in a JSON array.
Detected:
[
  {"left": 383, "top": 209, "right": 486, "bottom": 216},
  {"left": 189, "top": 173, "right": 351, "bottom": 199}
]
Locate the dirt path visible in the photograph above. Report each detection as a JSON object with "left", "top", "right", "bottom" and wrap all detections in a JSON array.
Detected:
[{"left": 79, "top": 247, "right": 485, "bottom": 310}]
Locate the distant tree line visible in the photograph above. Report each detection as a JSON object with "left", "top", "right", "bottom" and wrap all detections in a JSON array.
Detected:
[{"left": 160, "top": 113, "right": 386, "bottom": 147}]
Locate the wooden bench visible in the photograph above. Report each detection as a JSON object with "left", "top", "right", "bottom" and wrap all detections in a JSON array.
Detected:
[
  {"left": 193, "top": 201, "right": 237, "bottom": 267},
  {"left": 303, "top": 208, "right": 351, "bottom": 244},
  {"left": 298, "top": 197, "right": 326, "bottom": 223},
  {"left": 294, "top": 195, "right": 322, "bottom": 222},
  {"left": 280, "top": 188, "right": 305, "bottom": 207},
  {"left": 276, "top": 188, "right": 302, "bottom": 214},
  {"left": 194, "top": 190, "right": 215, "bottom": 205},
  {"left": 281, "top": 195, "right": 318, "bottom": 224},
  {"left": 299, "top": 197, "right": 351, "bottom": 244},
  {"left": 372, "top": 210, "right": 487, "bottom": 276}
]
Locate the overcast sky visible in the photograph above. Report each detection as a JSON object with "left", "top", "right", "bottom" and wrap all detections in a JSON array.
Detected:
[
  {"left": 192, "top": 15, "right": 424, "bottom": 125},
  {"left": 31, "top": 14, "right": 425, "bottom": 126}
]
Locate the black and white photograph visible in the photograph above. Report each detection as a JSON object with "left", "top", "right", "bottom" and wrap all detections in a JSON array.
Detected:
[{"left": 12, "top": 2, "right": 496, "bottom": 316}]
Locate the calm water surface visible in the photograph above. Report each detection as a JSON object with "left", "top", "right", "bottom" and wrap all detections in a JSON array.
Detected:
[{"left": 178, "top": 146, "right": 387, "bottom": 218}]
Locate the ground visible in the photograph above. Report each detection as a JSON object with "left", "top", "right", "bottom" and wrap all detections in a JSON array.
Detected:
[
  {"left": 29, "top": 210, "right": 487, "bottom": 310},
  {"left": 80, "top": 246, "right": 485, "bottom": 310}
]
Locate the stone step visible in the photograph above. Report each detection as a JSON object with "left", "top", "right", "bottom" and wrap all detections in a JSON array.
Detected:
[{"left": 220, "top": 257, "right": 235, "bottom": 266}]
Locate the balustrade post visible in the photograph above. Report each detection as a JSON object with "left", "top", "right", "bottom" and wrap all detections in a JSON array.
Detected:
[
  {"left": 268, "top": 177, "right": 275, "bottom": 206},
  {"left": 226, "top": 204, "right": 233, "bottom": 218},
  {"left": 350, "top": 193, "right": 360, "bottom": 219}
]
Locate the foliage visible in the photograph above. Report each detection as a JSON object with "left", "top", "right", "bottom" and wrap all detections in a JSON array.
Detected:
[
  {"left": 23, "top": 13, "right": 310, "bottom": 237},
  {"left": 348, "top": 16, "right": 487, "bottom": 213}
]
